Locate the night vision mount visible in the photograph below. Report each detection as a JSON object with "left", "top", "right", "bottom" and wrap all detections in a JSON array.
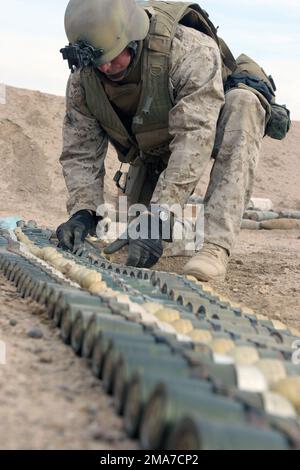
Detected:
[{"left": 60, "top": 41, "right": 104, "bottom": 72}]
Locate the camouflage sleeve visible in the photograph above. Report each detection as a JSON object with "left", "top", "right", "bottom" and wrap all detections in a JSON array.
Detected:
[
  {"left": 151, "top": 25, "right": 225, "bottom": 208},
  {"left": 60, "top": 69, "right": 108, "bottom": 216}
]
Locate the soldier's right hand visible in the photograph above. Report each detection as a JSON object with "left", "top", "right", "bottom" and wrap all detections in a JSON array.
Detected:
[{"left": 56, "top": 210, "right": 99, "bottom": 256}]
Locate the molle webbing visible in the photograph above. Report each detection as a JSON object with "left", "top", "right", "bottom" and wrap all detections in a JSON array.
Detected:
[{"left": 81, "top": 2, "right": 236, "bottom": 164}]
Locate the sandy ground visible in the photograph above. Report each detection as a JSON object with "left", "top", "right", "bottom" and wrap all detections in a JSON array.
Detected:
[
  {"left": 162, "top": 230, "right": 300, "bottom": 330},
  {"left": 0, "top": 84, "right": 299, "bottom": 449},
  {"left": 0, "top": 275, "right": 138, "bottom": 450},
  {"left": 107, "top": 229, "right": 300, "bottom": 330}
]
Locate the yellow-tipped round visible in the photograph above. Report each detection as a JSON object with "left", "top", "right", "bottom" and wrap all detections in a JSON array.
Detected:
[
  {"left": 171, "top": 319, "right": 193, "bottom": 335},
  {"left": 155, "top": 308, "right": 180, "bottom": 323},
  {"left": 40, "top": 247, "right": 61, "bottom": 260},
  {"left": 189, "top": 329, "right": 212, "bottom": 344},
  {"left": 143, "top": 303, "right": 163, "bottom": 315},
  {"left": 228, "top": 347, "right": 260, "bottom": 366},
  {"left": 255, "top": 359, "right": 286, "bottom": 386},
  {"left": 30, "top": 246, "right": 42, "bottom": 257},
  {"left": 67, "top": 265, "right": 82, "bottom": 281},
  {"left": 14, "top": 227, "right": 23, "bottom": 238},
  {"left": 272, "top": 377, "right": 300, "bottom": 414},
  {"left": 88, "top": 281, "right": 107, "bottom": 294},
  {"left": 185, "top": 275, "right": 199, "bottom": 283},
  {"left": 271, "top": 320, "right": 287, "bottom": 331},
  {"left": 290, "top": 327, "right": 300, "bottom": 338},
  {"left": 255, "top": 313, "right": 268, "bottom": 321},
  {"left": 81, "top": 271, "right": 102, "bottom": 289},
  {"left": 241, "top": 307, "right": 256, "bottom": 316},
  {"left": 210, "top": 339, "right": 235, "bottom": 354}
]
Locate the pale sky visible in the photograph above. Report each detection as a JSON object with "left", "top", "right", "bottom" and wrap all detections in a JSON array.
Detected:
[{"left": 0, "top": 0, "right": 299, "bottom": 119}]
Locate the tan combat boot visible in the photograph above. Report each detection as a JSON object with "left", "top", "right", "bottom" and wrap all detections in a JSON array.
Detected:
[{"left": 183, "top": 243, "right": 229, "bottom": 282}]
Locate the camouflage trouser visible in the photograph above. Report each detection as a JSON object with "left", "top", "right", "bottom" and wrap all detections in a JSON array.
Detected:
[
  {"left": 126, "top": 160, "right": 168, "bottom": 207},
  {"left": 204, "top": 88, "right": 266, "bottom": 253},
  {"left": 128, "top": 88, "right": 266, "bottom": 255}
]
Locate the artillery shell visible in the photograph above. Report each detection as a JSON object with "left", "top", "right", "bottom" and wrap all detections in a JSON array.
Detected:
[
  {"left": 272, "top": 377, "right": 300, "bottom": 414},
  {"left": 235, "top": 365, "right": 268, "bottom": 393},
  {"left": 113, "top": 357, "right": 200, "bottom": 416},
  {"left": 148, "top": 329, "right": 192, "bottom": 354},
  {"left": 154, "top": 308, "right": 180, "bottom": 323},
  {"left": 19, "top": 275, "right": 32, "bottom": 298},
  {"left": 243, "top": 210, "right": 278, "bottom": 222},
  {"left": 143, "top": 302, "right": 163, "bottom": 314},
  {"left": 188, "top": 329, "right": 213, "bottom": 344},
  {"left": 60, "top": 305, "right": 81, "bottom": 344},
  {"left": 87, "top": 281, "right": 107, "bottom": 294},
  {"left": 15, "top": 272, "right": 27, "bottom": 292},
  {"left": 167, "top": 416, "right": 289, "bottom": 450},
  {"left": 278, "top": 210, "right": 300, "bottom": 220},
  {"left": 260, "top": 219, "right": 300, "bottom": 230},
  {"left": 171, "top": 319, "right": 193, "bottom": 335},
  {"left": 23, "top": 278, "right": 37, "bottom": 299},
  {"left": 266, "top": 416, "right": 300, "bottom": 449},
  {"left": 186, "top": 360, "right": 237, "bottom": 389},
  {"left": 284, "top": 362, "right": 300, "bottom": 377},
  {"left": 30, "top": 280, "right": 45, "bottom": 302},
  {"left": 45, "top": 287, "right": 77, "bottom": 319},
  {"left": 289, "top": 327, "right": 300, "bottom": 338},
  {"left": 140, "top": 382, "right": 247, "bottom": 450},
  {"left": 91, "top": 330, "right": 157, "bottom": 380},
  {"left": 80, "top": 270, "right": 102, "bottom": 289},
  {"left": 8, "top": 264, "right": 21, "bottom": 283},
  {"left": 241, "top": 220, "right": 260, "bottom": 230},
  {"left": 262, "top": 392, "right": 297, "bottom": 419},
  {"left": 228, "top": 346, "right": 260, "bottom": 366},
  {"left": 52, "top": 292, "right": 102, "bottom": 327},
  {"left": 210, "top": 339, "right": 235, "bottom": 354},
  {"left": 37, "top": 282, "right": 57, "bottom": 306},
  {"left": 71, "top": 307, "right": 108, "bottom": 355},
  {"left": 81, "top": 314, "right": 143, "bottom": 359},
  {"left": 3, "top": 260, "right": 16, "bottom": 278},
  {"left": 102, "top": 343, "right": 179, "bottom": 394},
  {"left": 123, "top": 371, "right": 211, "bottom": 439}
]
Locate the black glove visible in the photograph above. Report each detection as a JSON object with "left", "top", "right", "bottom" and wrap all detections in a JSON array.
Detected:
[
  {"left": 104, "top": 206, "right": 173, "bottom": 268},
  {"left": 56, "top": 210, "right": 100, "bottom": 256}
]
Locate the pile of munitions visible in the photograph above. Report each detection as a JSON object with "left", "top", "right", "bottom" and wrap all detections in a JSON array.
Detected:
[
  {"left": 189, "top": 196, "right": 300, "bottom": 230},
  {"left": 242, "top": 209, "right": 300, "bottom": 231},
  {"left": 1, "top": 221, "right": 300, "bottom": 450}
]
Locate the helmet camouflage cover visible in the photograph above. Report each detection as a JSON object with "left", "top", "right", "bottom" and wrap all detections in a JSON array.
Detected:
[{"left": 64, "top": 0, "right": 150, "bottom": 65}]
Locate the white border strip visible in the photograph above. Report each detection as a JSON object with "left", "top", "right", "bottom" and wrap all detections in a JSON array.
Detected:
[{"left": 0, "top": 83, "right": 6, "bottom": 105}]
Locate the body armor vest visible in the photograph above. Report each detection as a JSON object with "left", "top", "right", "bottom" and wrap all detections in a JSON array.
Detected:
[{"left": 81, "top": 1, "right": 236, "bottom": 165}]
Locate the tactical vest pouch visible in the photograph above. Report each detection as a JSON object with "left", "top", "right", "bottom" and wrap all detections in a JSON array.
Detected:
[
  {"left": 233, "top": 54, "right": 276, "bottom": 102},
  {"left": 224, "top": 53, "right": 279, "bottom": 123},
  {"left": 124, "top": 164, "right": 148, "bottom": 205},
  {"left": 265, "top": 104, "right": 291, "bottom": 140},
  {"left": 224, "top": 72, "right": 275, "bottom": 104}
]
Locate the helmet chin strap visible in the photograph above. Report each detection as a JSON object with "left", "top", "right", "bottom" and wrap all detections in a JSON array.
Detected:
[{"left": 127, "top": 41, "right": 139, "bottom": 56}]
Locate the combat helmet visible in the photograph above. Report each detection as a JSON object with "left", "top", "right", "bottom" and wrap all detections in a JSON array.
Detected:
[{"left": 64, "top": 0, "right": 149, "bottom": 66}]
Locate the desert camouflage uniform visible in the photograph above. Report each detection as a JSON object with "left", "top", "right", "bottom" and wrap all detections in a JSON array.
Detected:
[{"left": 60, "top": 24, "right": 266, "bottom": 254}]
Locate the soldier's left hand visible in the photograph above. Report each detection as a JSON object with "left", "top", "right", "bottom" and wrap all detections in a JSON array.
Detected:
[{"left": 104, "top": 206, "right": 173, "bottom": 268}]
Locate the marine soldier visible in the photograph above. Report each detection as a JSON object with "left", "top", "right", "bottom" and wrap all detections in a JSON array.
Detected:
[{"left": 57, "top": 0, "right": 289, "bottom": 281}]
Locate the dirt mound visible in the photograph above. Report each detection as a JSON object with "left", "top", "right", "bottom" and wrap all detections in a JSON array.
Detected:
[
  {"left": 0, "top": 84, "right": 299, "bottom": 227},
  {"left": 254, "top": 124, "right": 300, "bottom": 210},
  {"left": 0, "top": 85, "right": 67, "bottom": 226}
]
